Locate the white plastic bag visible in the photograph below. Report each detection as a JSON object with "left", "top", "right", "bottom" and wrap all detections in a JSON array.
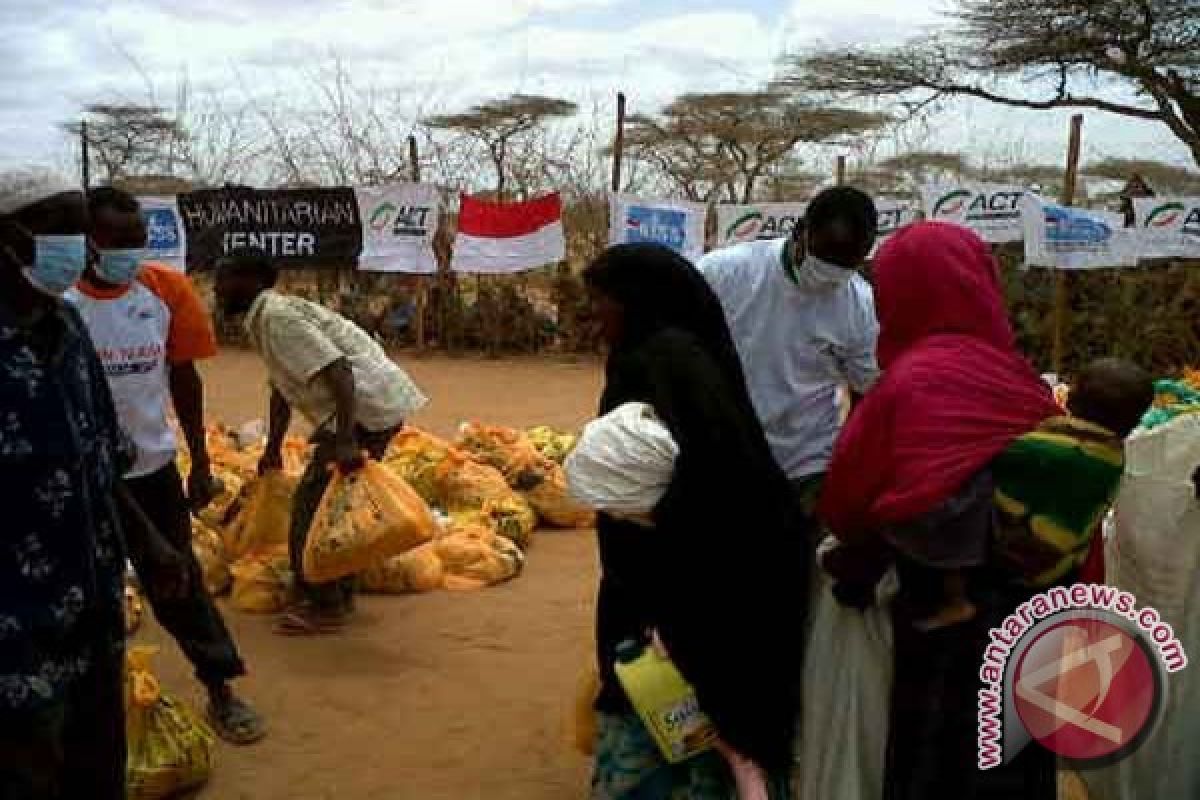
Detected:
[
  {"left": 564, "top": 403, "right": 679, "bottom": 516},
  {"left": 1087, "top": 414, "right": 1200, "bottom": 800},
  {"left": 793, "top": 538, "right": 895, "bottom": 800}
]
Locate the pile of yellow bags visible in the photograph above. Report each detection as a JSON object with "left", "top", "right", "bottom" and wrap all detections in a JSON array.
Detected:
[
  {"left": 457, "top": 423, "right": 594, "bottom": 530},
  {"left": 125, "top": 646, "right": 215, "bottom": 800},
  {"left": 361, "top": 543, "right": 445, "bottom": 594},
  {"left": 180, "top": 417, "right": 592, "bottom": 609},
  {"left": 361, "top": 518, "right": 525, "bottom": 594},
  {"left": 304, "top": 461, "right": 436, "bottom": 583}
]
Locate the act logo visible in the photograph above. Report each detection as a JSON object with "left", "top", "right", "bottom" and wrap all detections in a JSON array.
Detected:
[
  {"left": 724, "top": 211, "right": 801, "bottom": 243},
  {"left": 368, "top": 203, "right": 432, "bottom": 237},
  {"left": 1144, "top": 202, "right": 1186, "bottom": 228},
  {"left": 726, "top": 211, "right": 764, "bottom": 242},
  {"left": 369, "top": 202, "right": 397, "bottom": 234},
  {"left": 934, "top": 189, "right": 1023, "bottom": 222},
  {"left": 933, "top": 189, "right": 971, "bottom": 217}
]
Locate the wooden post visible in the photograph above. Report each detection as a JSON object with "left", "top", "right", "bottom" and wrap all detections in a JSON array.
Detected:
[
  {"left": 80, "top": 119, "right": 90, "bottom": 190},
  {"left": 407, "top": 134, "right": 428, "bottom": 353},
  {"left": 1052, "top": 114, "right": 1084, "bottom": 375},
  {"left": 611, "top": 92, "right": 626, "bottom": 193},
  {"left": 835, "top": 155, "right": 846, "bottom": 186}
]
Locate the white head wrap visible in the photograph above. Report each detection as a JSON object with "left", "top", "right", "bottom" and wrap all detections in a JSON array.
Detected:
[{"left": 0, "top": 168, "right": 77, "bottom": 215}]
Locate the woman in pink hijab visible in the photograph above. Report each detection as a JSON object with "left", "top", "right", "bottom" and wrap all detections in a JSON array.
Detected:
[{"left": 820, "top": 222, "right": 1060, "bottom": 799}]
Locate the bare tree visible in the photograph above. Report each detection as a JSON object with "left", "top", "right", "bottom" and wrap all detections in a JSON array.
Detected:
[
  {"left": 616, "top": 91, "right": 887, "bottom": 203},
  {"left": 64, "top": 104, "right": 188, "bottom": 182},
  {"left": 424, "top": 94, "right": 579, "bottom": 198},
  {"left": 880, "top": 151, "right": 973, "bottom": 185},
  {"left": 782, "top": 0, "right": 1200, "bottom": 166}
]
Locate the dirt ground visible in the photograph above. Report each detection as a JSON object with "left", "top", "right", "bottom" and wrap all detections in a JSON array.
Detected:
[{"left": 136, "top": 350, "right": 605, "bottom": 799}]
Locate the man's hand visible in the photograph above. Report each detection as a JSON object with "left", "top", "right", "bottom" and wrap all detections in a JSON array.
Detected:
[
  {"left": 334, "top": 433, "right": 365, "bottom": 474},
  {"left": 257, "top": 447, "right": 284, "bottom": 475},
  {"left": 187, "top": 459, "right": 223, "bottom": 511}
]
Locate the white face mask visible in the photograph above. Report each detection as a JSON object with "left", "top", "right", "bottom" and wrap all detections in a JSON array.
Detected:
[{"left": 792, "top": 252, "right": 853, "bottom": 294}]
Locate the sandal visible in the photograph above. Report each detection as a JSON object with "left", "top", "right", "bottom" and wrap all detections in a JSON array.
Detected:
[
  {"left": 274, "top": 609, "right": 347, "bottom": 636},
  {"left": 208, "top": 695, "right": 267, "bottom": 746}
]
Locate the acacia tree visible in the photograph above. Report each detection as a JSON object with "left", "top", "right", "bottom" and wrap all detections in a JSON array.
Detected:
[
  {"left": 782, "top": 0, "right": 1200, "bottom": 166},
  {"left": 64, "top": 104, "right": 188, "bottom": 182},
  {"left": 618, "top": 91, "right": 887, "bottom": 203},
  {"left": 424, "top": 94, "right": 578, "bottom": 198}
]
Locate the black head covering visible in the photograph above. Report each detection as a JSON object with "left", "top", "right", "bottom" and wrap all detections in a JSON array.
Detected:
[{"left": 584, "top": 243, "right": 757, "bottom": 417}]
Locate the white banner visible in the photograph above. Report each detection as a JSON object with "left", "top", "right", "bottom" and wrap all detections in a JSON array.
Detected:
[
  {"left": 137, "top": 195, "right": 186, "bottom": 271},
  {"left": 355, "top": 184, "right": 440, "bottom": 273},
  {"left": 714, "top": 202, "right": 807, "bottom": 247},
  {"left": 1133, "top": 197, "right": 1200, "bottom": 259},
  {"left": 609, "top": 194, "right": 707, "bottom": 262},
  {"left": 1022, "top": 195, "right": 1140, "bottom": 269},
  {"left": 871, "top": 198, "right": 919, "bottom": 257},
  {"left": 920, "top": 183, "right": 1027, "bottom": 243}
]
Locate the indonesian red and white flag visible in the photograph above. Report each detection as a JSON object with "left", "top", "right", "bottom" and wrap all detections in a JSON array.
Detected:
[{"left": 451, "top": 192, "right": 566, "bottom": 273}]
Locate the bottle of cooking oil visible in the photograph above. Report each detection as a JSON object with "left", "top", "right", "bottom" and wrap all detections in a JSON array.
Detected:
[{"left": 613, "top": 638, "right": 717, "bottom": 763}]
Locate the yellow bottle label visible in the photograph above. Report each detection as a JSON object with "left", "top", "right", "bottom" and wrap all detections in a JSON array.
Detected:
[{"left": 615, "top": 648, "right": 717, "bottom": 763}]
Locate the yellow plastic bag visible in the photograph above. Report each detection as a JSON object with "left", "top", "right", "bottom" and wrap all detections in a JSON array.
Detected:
[
  {"left": 361, "top": 543, "right": 445, "bottom": 594},
  {"left": 190, "top": 520, "right": 231, "bottom": 596},
  {"left": 304, "top": 461, "right": 436, "bottom": 584},
  {"left": 457, "top": 422, "right": 550, "bottom": 483},
  {"left": 436, "top": 452, "right": 537, "bottom": 527},
  {"left": 572, "top": 663, "right": 601, "bottom": 756},
  {"left": 527, "top": 426, "right": 578, "bottom": 464},
  {"left": 523, "top": 465, "right": 596, "bottom": 529},
  {"left": 384, "top": 428, "right": 454, "bottom": 504},
  {"left": 194, "top": 466, "right": 244, "bottom": 530},
  {"left": 435, "top": 524, "right": 525, "bottom": 590},
  {"left": 222, "top": 471, "right": 295, "bottom": 561},
  {"left": 125, "top": 646, "right": 215, "bottom": 800},
  {"left": 229, "top": 547, "right": 292, "bottom": 614}
]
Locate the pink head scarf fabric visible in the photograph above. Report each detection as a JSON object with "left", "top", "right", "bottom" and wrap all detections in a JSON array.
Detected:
[{"left": 819, "top": 222, "right": 1061, "bottom": 541}]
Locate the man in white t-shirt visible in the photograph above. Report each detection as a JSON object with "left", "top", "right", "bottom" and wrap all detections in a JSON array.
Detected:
[
  {"left": 67, "top": 187, "right": 265, "bottom": 746},
  {"left": 698, "top": 187, "right": 880, "bottom": 514}
]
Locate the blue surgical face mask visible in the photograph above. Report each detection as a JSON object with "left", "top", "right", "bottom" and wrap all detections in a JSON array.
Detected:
[
  {"left": 95, "top": 248, "right": 145, "bottom": 285},
  {"left": 23, "top": 235, "right": 88, "bottom": 297}
]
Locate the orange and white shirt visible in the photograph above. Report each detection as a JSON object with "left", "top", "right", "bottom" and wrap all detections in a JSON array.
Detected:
[{"left": 66, "top": 263, "right": 218, "bottom": 478}]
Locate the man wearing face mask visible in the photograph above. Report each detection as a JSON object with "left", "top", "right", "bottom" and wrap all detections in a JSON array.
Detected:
[
  {"left": 65, "top": 187, "right": 266, "bottom": 746},
  {"left": 698, "top": 187, "right": 880, "bottom": 516},
  {"left": 0, "top": 169, "right": 191, "bottom": 798}
]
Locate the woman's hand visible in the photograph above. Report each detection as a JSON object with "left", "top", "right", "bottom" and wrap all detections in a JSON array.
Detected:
[{"left": 713, "top": 740, "right": 770, "bottom": 800}]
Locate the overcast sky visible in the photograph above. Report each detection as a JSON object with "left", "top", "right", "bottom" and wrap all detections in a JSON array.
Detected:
[{"left": 1, "top": 0, "right": 1194, "bottom": 177}]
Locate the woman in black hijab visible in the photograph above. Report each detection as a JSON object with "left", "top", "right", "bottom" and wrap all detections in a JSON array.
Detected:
[{"left": 584, "top": 243, "right": 810, "bottom": 798}]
